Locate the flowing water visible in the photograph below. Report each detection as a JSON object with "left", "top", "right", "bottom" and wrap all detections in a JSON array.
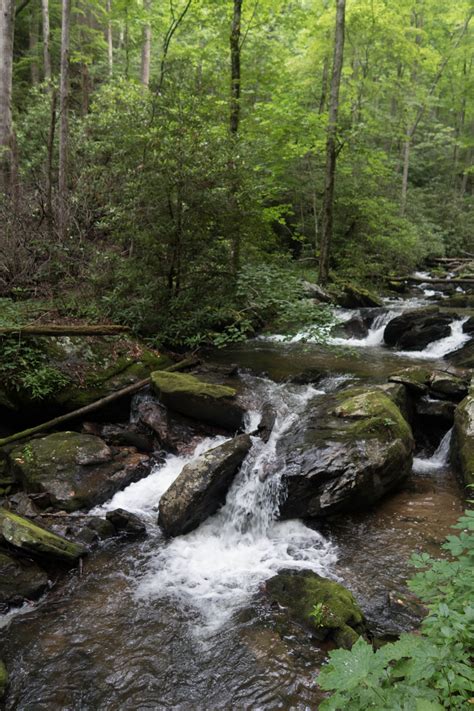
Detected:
[{"left": 0, "top": 282, "right": 468, "bottom": 710}]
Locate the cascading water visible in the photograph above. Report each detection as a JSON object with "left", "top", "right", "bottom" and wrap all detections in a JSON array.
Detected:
[
  {"left": 98, "top": 376, "right": 338, "bottom": 632},
  {"left": 413, "top": 428, "right": 453, "bottom": 474},
  {"left": 329, "top": 310, "right": 398, "bottom": 348},
  {"left": 397, "top": 318, "right": 470, "bottom": 360}
]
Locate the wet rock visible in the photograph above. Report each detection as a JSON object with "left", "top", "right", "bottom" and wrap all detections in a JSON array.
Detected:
[
  {"left": 449, "top": 340, "right": 474, "bottom": 368},
  {"left": 0, "top": 659, "right": 7, "bottom": 700},
  {"left": 257, "top": 403, "right": 277, "bottom": 443},
  {"left": 429, "top": 371, "right": 469, "bottom": 401},
  {"left": 376, "top": 382, "right": 412, "bottom": 423},
  {"left": 0, "top": 508, "right": 85, "bottom": 563},
  {"left": 415, "top": 397, "right": 456, "bottom": 423},
  {"left": 83, "top": 516, "right": 116, "bottom": 540},
  {"left": 106, "top": 509, "right": 146, "bottom": 538},
  {"left": 387, "top": 590, "right": 427, "bottom": 630},
  {"left": 0, "top": 550, "right": 49, "bottom": 610},
  {"left": 389, "top": 366, "right": 431, "bottom": 395},
  {"left": 279, "top": 387, "right": 414, "bottom": 519},
  {"left": 151, "top": 371, "right": 246, "bottom": 431},
  {"left": 265, "top": 570, "right": 366, "bottom": 649},
  {"left": 341, "top": 316, "right": 369, "bottom": 339},
  {"left": 337, "top": 284, "right": 383, "bottom": 309},
  {"left": 134, "top": 397, "right": 203, "bottom": 454},
  {"left": 9, "top": 432, "right": 150, "bottom": 512},
  {"left": 384, "top": 307, "right": 452, "bottom": 350},
  {"left": 158, "top": 434, "right": 252, "bottom": 536},
  {"left": 82, "top": 422, "right": 154, "bottom": 452},
  {"left": 462, "top": 316, "right": 474, "bottom": 335},
  {"left": 5, "top": 491, "right": 40, "bottom": 518},
  {"left": 452, "top": 394, "right": 474, "bottom": 486},
  {"left": 288, "top": 368, "right": 326, "bottom": 385},
  {"left": 302, "top": 281, "right": 334, "bottom": 304}
]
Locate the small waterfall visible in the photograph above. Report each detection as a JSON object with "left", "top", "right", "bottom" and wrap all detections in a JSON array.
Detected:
[
  {"left": 101, "top": 377, "right": 338, "bottom": 630},
  {"left": 398, "top": 318, "right": 470, "bottom": 360},
  {"left": 330, "top": 310, "right": 398, "bottom": 348},
  {"left": 413, "top": 428, "right": 452, "bottom": 474}
]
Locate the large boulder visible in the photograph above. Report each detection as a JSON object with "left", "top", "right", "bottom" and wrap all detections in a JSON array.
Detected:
[
  {"left": 429, "top": 371, "right": 469, "bottom": 401},
  {"left": 0, "top": 551, "right": 49, "bottom": 610},
  {"left": 337, "top": 284, "right": 383, "bottom": 309},
  {"left": 9, "top": 432, "right": 150, "bottom": 512},
  {"left": 449, "top": 341, "right": 474, "bottom": 368},
  {"left": 0, "top": 508, "right": 85, "bottom": 563},
  {"left": 279, "top": 387, "right": 414, "bottom": 519},
  {"left": 384, "top": 307, "right": 452, "bottom": 350},
  {"left": 151, "top": 371, "right": 245, "bottom": 431},
  {"left": 158, "top": 434, "right": 252, "bottom": 536},
  {"left": 265, "top": 570, "right": 366, "bottom": 649},
  {"left": 452, "top": 393, "right": 474, "bottom": 486}
]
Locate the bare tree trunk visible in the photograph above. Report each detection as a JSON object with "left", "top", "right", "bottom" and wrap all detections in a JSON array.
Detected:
[
  {"left": 400, "top": 134, "right": 411, "bottom": 216},
  {"left": 29, "top": 6, "right": 40, "bottom": 85},
  {"left": 318, "top": 0, "right": 346, "bottom": 286},
  {"left": 229, "top": 0, "right": 242, "bottom": 276},
  {"left": 58, "top": 0, "right": 71, "bottom": 240},
  {"left": 318, "top": 53, "right": 329, "bottom": 114},
  {"left": 41, "top": 0, "right": 51, "bottom": 82},
  {"left": 46, "top": 87, "right": 57, "bottom": 234},
  {"left": 0, "top": 0, "right": 15, "bottom": 195},
  {"left": 106, "top": 0, "right": 113, "bottom": 77},
  {"left": 140, "top": 0, "right": 151, "bottom": 87}
]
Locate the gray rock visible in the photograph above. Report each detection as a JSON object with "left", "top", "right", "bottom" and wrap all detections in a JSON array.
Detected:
[
  {"left": 158, "top": 434, "right": 252, "bottom": 536},
  {"left": 106, "top": 508, "right": 146, "bottom": 538},
  {"left": 0, "top": 550, "right": 49, "bottom": 610},
  {"left": 257, "top": 402, "right": 277, "bottom": 443},
  {"left": 429, "top": 371, "right": 469, "bottom": 401},
  {"left": 415, "top": 397, "right": 456, "bottom": 422},
  {"left": 384, "top": 307, "right": 452, "bottom": 350}
]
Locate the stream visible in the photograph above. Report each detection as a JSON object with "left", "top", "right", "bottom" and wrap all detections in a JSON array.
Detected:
[{"left": 0, "top": 284, "right": 467, "bottom": 710}]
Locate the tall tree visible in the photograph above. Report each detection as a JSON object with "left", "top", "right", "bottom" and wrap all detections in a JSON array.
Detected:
[
  {"left": 140, "top": 0, "right": 151, "bottom": 86},
  {"left": 58, "top": 0, "right": 71, "bottom": 239},
  {"left": 106, "top": 0, "right": 113, "bottom": 77},
  {"left": 229, "top": 0, "right": 242, "bottom": 275},
  {"left": 41, "top": 0, "right": 51, "bottom": 82},
  {"left": 0, "top": 0, "right": 15, "bottom": 195},
  {"left": 318, "top": 0, "right": 346, "bottom": 285}
]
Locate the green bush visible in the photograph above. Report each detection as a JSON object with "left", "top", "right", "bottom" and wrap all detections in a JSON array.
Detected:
[{"left": 317, "top": 509, "right": 474, "bottom": 710}]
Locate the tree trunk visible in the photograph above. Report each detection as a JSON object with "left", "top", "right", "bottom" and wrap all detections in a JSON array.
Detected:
[
  {"left": 58, "top": 0, "right": 71, "bottom": 240},
  {"left": 41, "top": 0, "right": 51, "bottom": 82},
  {"left": 106, "top": 0, "right": 113, "bottom": 77},
  {"left": 29, "top": 6, "right": 40, "bottom": 85},
  {"left": 229, "top": 0, "right": 243, "bottom": 276},
  {"left": 0, "top": 0, "right": 15, "bottom": 195},
  {"left": 400, "top": 134, "right": 411, "bottom": 216},
  {"left": 46, "top": 88, "right": 57, "bottom": 234},
  {"left": 140, "top": 0, "right": 151, "bottom": 87},
  {"left": 318, "top": 0, "right": 346, "bottom": 286}
]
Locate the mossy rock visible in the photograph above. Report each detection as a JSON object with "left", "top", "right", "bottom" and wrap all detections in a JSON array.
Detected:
[
  {"left": 337, "top": 283, "right": 383, "bottom": 309},
  {"left": 266, "top": 570, "right": 366, "bottom": 649},
  {"left": 9, "top": 432, "right": 150, "bottom": 512},
  {"left": 151, "top": 371, "right": 245, "bottom": 431},
  {"left": 0, "top": 508, "right": 86, "bottom": 563},
  {"left": 452, "top": 395, "right": 474, "bottom": 486},
  {"left": 0, "top": 659, "right": 7, "bottom": 700},
  {"left": 389, "top": 366, "right": 432, "bottom": 395}
]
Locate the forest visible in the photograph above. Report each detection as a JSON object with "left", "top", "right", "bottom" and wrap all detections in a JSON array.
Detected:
[{"left": 0, "top": 0, "right": 473, "bottom": 709}]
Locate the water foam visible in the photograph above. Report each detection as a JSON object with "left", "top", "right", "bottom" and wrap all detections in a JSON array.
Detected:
[{"left": 413, "top": 428, "right": 452, "bottom": 474}]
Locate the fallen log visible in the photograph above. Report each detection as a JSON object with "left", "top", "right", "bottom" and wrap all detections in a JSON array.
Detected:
[
  {"left": 0, "top": 324, "right": 130, "bottom": 336},
  {"left": 0, "top": 356, "right": 199, "bottom": 448},
  {"left": 389, "top": 276, "right": 474, "bottom": 285}
]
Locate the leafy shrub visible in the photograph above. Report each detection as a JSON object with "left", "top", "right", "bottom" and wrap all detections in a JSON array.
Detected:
[
  {"left": 317, "top": 509, "right": 474, "bottom": 710},
  {"left": 0, "top": 337, "right": 70, "bottom": 400}
]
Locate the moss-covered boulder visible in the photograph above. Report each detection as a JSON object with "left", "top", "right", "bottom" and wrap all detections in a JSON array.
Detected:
[
  {"left": 151, "top": 371, "right": 245, "bottom": 431},
  {"left": 0, "top": 335, "right": 172, "bottom": 420},
  {"left": 452, "top": 394, "right": 474, "bottom": 486},
  {"left": 279, "top": 386, "right": 414, "bottom": 519},
  {"left": 0, "top": 508, "right": 85, "bottom": 563},
  {"left": 0, "top": 550, "right": 49, "bottom": 610},
  {"left": 429, "top": 371, "right": 469, "bottom": 401},
  {"left": 389, "top": 366, "right": 432, "bottom": 395},
  {"left": 9, "top": 432, "right": 150, "bottom": 512},
  {"left": 159, "top": 434, "right": 252, "bottom": 536},
  {"left": 0, "top": 659, "right": 7, "bottom": 700},
  {"left": 266, "top": 570, "right": 366, "bottom": 649},
  {"left": 337, "top": 284, "right": 383, "bottom": 309}
]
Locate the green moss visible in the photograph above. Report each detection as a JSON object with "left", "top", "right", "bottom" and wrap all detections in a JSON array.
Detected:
[
  {"left": 151, "top": 371, "right": 236, "bottom": 400},
  {"left": 0, "top": 507, "right": 86, "bottom": 563},
  {"left": 333, "top": 388, "right": 413, "bottom": 443},
  {"left": 0, "top": 659, "right": 7, "bottom": 699},
  {"left": 266, "top": 571, "right": 365, "bottom": 649},
  {"left": 453, "top": 396, "right": 474, "bottom": 486}
]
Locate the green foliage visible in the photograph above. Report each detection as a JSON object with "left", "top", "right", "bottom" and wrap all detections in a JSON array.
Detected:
[
  {"left": 317, "top": 510, "right": 474, "bottom": 710},
  {"left": 0, "top": 337, "right": 70, "bottom": 400},
  {"left": 309, "top": 602, "right": 327, "bottom": 628}
]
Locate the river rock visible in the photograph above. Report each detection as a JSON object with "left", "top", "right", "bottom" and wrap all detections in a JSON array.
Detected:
[
  {"left": 389, "top": 366, "right": 431, "bottom": 395},
  {"left": 415, "top": 397, "right": 456, "bottom": 423},
  {"left": 151, "top": 371, "right": 245, "bottom": 431},
  {"left": 302, "top": 281, "right": 334, "bottom": 304},
  {"left": 462, "top": 316, "right": 474, "bottom": 335},
  {"left": 106, "top": 508, "right": 146, "bottom": 538},
  {"left": 257, "top": 402, "right": 278, "bottom": 442},
  {"left": 0, "top": 508, "right": 85, "bottom": 563},
  {"left": 265, "top": 570, "right": 366, "bottom": 649},
  {"left": 452, "top": 394, "right": 474, "bottom": 486},
  {"left": 158, "top": 434, "right": 252, "bottom": 536},
  {"left": 429, "top": 371, "right": 469, "bottom": 401},
  {"left": 449, "top": 340, "right": 474, "bottom": 368},
  {"left": 0, "top": 550, "right": 49, "bottom": 610},
  {"left": 82, "top": 422, "right": 155, "bottom": 452},
  {"left": 279, "top": 387, "right": 414, "bottom": 519},
  {"left": 338, "top": 284, "right": 383, "bottom": 309},
  {"left": 384, "top": 307, "right": 452, "bottom": 350},
  {"left": 9, "top": 432, "right": 150, "bottom": 512}
]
